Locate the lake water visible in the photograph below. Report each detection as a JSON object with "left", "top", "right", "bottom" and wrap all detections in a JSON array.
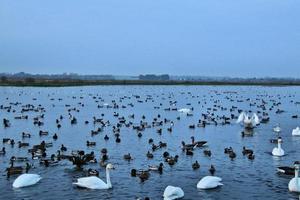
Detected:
[{"left": 0, "top": 85, "right": 300, "bottom": 200}]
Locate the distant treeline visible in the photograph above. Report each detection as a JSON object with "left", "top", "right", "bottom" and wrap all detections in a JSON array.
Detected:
[
  {"left": 1, "top": 72, "right": 300, "bottom": 86},
  {"left": 139, "top": 74, "right": 170, "bottom": 81},
  {"left": 1, "top": 77, "right": 300, "bottom": 87},
  {"left": 0, "top": 72, "right": 115, "bottom": 81}
]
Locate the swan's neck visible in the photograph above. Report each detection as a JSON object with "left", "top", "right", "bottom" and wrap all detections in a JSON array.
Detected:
[
  {"left": 295, "top": 168, "right": 299, "bottom": 179},
  {"left": 106, "top": 168, "right": 112, "bottom": 188},
  {"left": 278, "top": 142, "right": 281, "bottom": 149}
]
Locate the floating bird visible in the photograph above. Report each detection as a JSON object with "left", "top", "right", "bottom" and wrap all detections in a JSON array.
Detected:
[
  {"left": 163, "top": 186, "right": 184, "bottom": 200},
  {"left": 236, "top": 112, "right": 260, "bottom": 129},
  {"left": 292, "top": 127, "right": 300, "bottom": 136},
  {"left": 288, "top": 164, "right": 300, "bottom": 192},
  {"left": 197, "top": 176, "right": 223, "bottom": 189},
  {"left": 272, "top": 137, "right": 285, "bottom": 157},
  {"left": 73, "top": 163, "right": 114, "bottom": 189},
  {"left": 13, "top": 174, "right": 41, "bottom": 188}
]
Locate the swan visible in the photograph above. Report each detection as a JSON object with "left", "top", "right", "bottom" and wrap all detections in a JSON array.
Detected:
[
  {"left": 197, "top": 176, "right": 223, "bottom": 189},
  {"left": 13, "top": 174, "right": 42, "bottom": 188},
  {"left": 272, "top": 138, "right": 284, "bottom": 156},
  {"left": 236, "top": 112, "right": 259, "bottom": 129},
  {"left": 288, "top": 164, "right": 300, "bottom": 192},
  {"left": 73, "top": 163, "right": 114, "bottom": 189},
  {"left": 178, "top": 108, "right": 191, "bottom": 114},
  {"left": 292, "top": 127, "right": 300, "bottom": 136},
  {"left": 163, "top": 186, "right": 184, "bottom": 200}
]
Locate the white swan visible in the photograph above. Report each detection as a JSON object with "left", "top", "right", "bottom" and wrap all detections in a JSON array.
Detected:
[
  {"left": 272, "top": 138, "right": 285, "bottom": 156},
  {"left": 289, "top": 164, "right": 300, "bottom": 192},
  {"left": 292, "top": 127, "right": 300, "bottom": 136},
  {"left": 178, "top": 108, "right": 191, "bottom": 114},
  {"left": 236, "top": 112, "right": 259, "bottom": 129},
  {"left": 163, "top": 186, "right": 184, "bottom": 200},
  {"left": 197, "top": 176, "right": 223, "bottom": 189},
  {"left": 13, "top": 174, "right": 42, "bottom": 188},
  {"left": 73, "top": 163, "right": 114, "bottom": 189}
]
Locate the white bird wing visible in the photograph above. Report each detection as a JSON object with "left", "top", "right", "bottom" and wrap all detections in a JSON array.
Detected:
[
  {"left": 73, "top": 176, "right": 107, "bottom": 189},
  {"left": 197, "top": 176, "right": 223, "bottom": 189},
  {"left": 178, "top": 108, "right": 190, "bottom": 113},
  {"left": 13, "top": 174, "right": 41, "bottom": 188},
  {"left": 292, "top": 127, "right": 300, "bottom": 135},
  {"left": 236, "top": 112, "right": 245, "bottom": 123},
  {"left": 163, "top": 186, "right": 184, "bottom": 200},
  {"left": 251, "top": 113, "right": 260, "bottom": 125}
]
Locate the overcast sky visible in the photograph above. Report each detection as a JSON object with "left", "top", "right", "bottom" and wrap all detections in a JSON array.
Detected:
[{"left": 0, "top": 0, "right": 299, "bottom": 77}]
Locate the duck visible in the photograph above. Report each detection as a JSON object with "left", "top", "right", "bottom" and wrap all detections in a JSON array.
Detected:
[
  {"left": 60, "top": 144, "right": 67, "bottom": 152},
  {"left": 247, "top": 153, "right": 255, "bottom": 160},
  {"left": 272, "top": 137, "right": 284, "bottom": 157},
  {"left": 52, "top": 133, "right": 58, "bottom": 140},
  {"left": 73, "top": 163, "right": 115, "bottom": 189},
  {"left": 0, "top": 147, "right": 6, "bottom": 155},
  {"left": 163, "top": 186, "right": 184, "bottom": 200},
  {"left": 204, "top": 149, "right": 212, "bottom": 157},
  {"left": 192, "top": 161, "right": 200, "bottom": 170},
  {"left": 191, "top": 136, "right": 207, "bottom": 147},
  {"left": 273, "top": 124, "right": 281, "bottom": 133},
  {"left": 186, "top": 149, "right": 193, "bottom": 156},
  {"left": 7, "top": 162, "right": 31, "bottom": 177},
  {"left": 209, "top": 165, "right": 216, "bottom": 175},
  {"left": 101, "top": 148, "right": 108, "bottom": 154},
  {"left": 13, "top": 174, "right": 42, "bottom": 188},
  {"left": 146, "top": 151, "right": 154, "bottom": 159},
  {"left": 87, "top": 168, "right": 99, "bottom": 177},
  {"left": 242, "top": 146, "right": 253, "bottom": 155},
  {"left": 270, "top": 138, "right": 279, "bottom": 143},
  {"left": 10, "top": 156, "right": 28, "bottom": 162},
  {"left": 224, "top": 147, "right": 233, "bottom": 154},
  {"left": 181, "top": 141, "right": 196, "bottom": 151},
  {"left": 288, "top": 164, "right": 300, "bottom": 192},
  {"left": 124, "top": 153, "right": 132, "bottom": 161},
  {"left": 197, "top": 176, "right": 223, "bottom": 189},
  {"left": 149, "top": 163, "right": 163, "bottom": 173},
  {"left": 18, "top": 142, "right": 29, "bottom": 148},
  {"left": 86, "top": 141, "right": 96, "bottom": 146},
  {"left": 159, "top": 141, "right": 167, "bottom": 148},
  {"left": 277, "top": 166, "right": 295, "bottom": 175},
  {"left": 229, "top": 151, "right": 236, "bottom": 160},
  {"left": 166, "top": 155, "right": 179, "bottom": 166},
  {"left": 138, "top": 171, "right": 150, "bottom": 182},
  {"left": 131, "top": 169, "right": 137, "bottom": 177},
  {"left": 292, "top": 127, "right": 300, "bottom": 136},
  {"left": 148, "top": 138, "right": 153, "bottom": 144},
  {"left": 22, "top": 132, "right": 31, "bottom": 138}
]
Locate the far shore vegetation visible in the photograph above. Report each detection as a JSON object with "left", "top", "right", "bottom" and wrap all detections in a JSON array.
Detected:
[{"left": 1, "top": 76, "right": 300, "bottom": 87}]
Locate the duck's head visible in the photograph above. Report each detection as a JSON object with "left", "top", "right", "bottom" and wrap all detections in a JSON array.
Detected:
[{"left": 106, "top": 163, "right": 115, "bottom": 170}]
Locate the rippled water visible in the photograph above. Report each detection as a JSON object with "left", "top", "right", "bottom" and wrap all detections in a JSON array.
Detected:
[{"left": 0, "top": 86, "right": 300, "bottom": 200}]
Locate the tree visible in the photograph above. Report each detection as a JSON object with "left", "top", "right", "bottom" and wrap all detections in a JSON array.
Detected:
[
  {"left": 1, "top": 76, "right": 7, "bottom": 82},
  {"left": 25, "top": 77, "right": 35, "bottom": 83}
]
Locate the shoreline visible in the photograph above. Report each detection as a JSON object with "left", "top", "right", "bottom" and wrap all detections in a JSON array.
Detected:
[{"left": 1, "top": 79, "right": 300, "bottom": 87}]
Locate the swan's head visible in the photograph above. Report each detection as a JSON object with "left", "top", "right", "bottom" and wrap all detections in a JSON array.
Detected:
[
  {"left": 294, "top": 163, "right": 300, "bottom": 170},
  {"left": 278, "top": 137, "right": 282, "bottom": 143},
  {"left": 106, "top": 163, "right": 115, "bottom": 170}
]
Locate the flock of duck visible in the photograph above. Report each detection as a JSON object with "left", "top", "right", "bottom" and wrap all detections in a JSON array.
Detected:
[{"left": 1, "top": 87, "right": 300, "bottom": 199}]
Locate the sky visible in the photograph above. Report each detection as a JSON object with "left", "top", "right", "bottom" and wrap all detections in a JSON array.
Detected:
[{"left": 0, "top": 0, "right": 299, "bottom": 77}]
